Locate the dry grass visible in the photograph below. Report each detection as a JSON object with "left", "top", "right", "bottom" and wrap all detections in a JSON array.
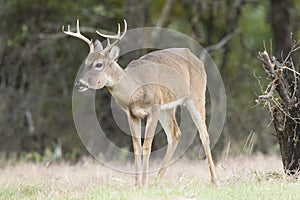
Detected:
[{"left": 0, "top": 155, "right": 299, "bottom": 200}]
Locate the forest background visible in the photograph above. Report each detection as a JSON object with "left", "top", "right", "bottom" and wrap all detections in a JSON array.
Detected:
[{"left": 0, "top": 0, "right": 299, "bottom": 162}]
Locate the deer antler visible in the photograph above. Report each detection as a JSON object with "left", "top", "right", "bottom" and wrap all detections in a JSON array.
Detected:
[
  {"left": 62, "top": 19, "right": 94, "bottom": 53},
  {"left": 96, "top": 19, "right": 127, "bottom": 53}
]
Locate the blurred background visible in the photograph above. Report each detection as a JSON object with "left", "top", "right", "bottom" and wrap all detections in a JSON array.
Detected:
[{"left": 0, "top": 0, "right": 299, "bottom": 163}]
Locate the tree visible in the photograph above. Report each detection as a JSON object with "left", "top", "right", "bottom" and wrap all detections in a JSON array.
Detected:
[
  {"left": 257, "top": 44, "right": 300, "bottom": 175},
  {"left": 270, "top": 0, "right": 296, "bottom": 57},
  {"left": 255, "top": 0, "right": 300, "bottom": 175}
]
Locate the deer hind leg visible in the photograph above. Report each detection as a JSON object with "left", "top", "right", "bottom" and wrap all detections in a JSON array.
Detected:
[
  {"left": 185, "top": 99, "right": 217, "bottom": 185},
  {"left": 142, "top": 105, "right": 160, "bottom": 186},
  {"left": 157, "top": 108, "right": 182, "bottom": 178}
]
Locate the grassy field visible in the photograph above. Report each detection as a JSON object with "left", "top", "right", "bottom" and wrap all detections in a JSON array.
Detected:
[{"left": 0, "top": 155, "right": 299, "bottom": 200}]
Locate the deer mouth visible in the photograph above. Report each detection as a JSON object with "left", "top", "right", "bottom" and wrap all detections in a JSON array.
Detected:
[{"left": 75, "top": 80, "right": 89, "bottom": 92}]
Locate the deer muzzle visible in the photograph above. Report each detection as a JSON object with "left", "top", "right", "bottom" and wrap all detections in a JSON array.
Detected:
[{"left": 74, "top": 80, "right": 89, "bottom": 92}]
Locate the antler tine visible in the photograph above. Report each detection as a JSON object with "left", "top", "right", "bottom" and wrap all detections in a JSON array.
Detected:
[
  {"left": 76, "top": 19, "right": 80, "bottom": 33},
  {"left": 117, "top": 23, "right": 121, "bottom": 36},
  {"left": 96, "top": 19, "right": 127, "bottom": 53},
  {"left": 62, "top": 19, "right": 94, "bottom": 53},
  {"left": 96, "top": 24, "right": 120, "bottom": 39}
]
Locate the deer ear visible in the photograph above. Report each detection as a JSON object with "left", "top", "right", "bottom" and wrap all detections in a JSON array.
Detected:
[
  {"left": 94, "top": 40, "right": 103, "bottom": 51},
  {"left": 109, "top": 46, "right": 120, "bottom": 60}
]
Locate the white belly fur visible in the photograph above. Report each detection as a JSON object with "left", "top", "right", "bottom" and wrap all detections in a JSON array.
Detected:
[{"left": 160, "top": 98, "right": 185, "bottom": 110}]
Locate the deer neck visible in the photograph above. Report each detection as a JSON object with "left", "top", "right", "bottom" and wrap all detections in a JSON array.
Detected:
[
  {"left": 106, "top": 63, "right": 138, "bottom": 110},
  {"left": 106, "top": 62, "right": 125, "bottom": 92}
]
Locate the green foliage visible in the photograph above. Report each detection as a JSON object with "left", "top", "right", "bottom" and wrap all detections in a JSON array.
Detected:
[
  {"left": 239, "top": 3, "right": 272, "bottom": 50},
  {"left": 20, "top": 152, "right": 42, "bottom": 163},
  {"left": 0, "top": 185, "right": 42, "bottom": 200}
]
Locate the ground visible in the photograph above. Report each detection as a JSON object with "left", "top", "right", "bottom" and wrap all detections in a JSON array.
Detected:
[{"left": 0, "top": 155, "right": 299, "bottom": 200}]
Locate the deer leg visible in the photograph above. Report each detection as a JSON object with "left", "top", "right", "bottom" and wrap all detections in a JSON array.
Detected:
[
  {"left": 185, "top": 99, "right": 217, "bottom": 185},
  {"left": 128, "top": 117, "right": 142, "bottom": 186},
  {"left": 142, "top": 105, "right": 160, "bottom": 186},
  {"left": 157, "top": 109, "right": 182, "bottom": 178}
]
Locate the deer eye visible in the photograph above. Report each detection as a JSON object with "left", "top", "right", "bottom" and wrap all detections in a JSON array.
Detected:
[{"left": 95, "top": 63, "right": 103, "bottom": 69}]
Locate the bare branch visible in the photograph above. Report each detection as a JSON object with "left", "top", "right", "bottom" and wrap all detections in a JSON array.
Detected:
[
  {"left": 200, "top": 30, "right": 240, "bottom": 61},
  {"left": 272, "top": 98, "right": 300, "bottom": 124},
  {"left": 155, "top": 0, "right": 176, "bottom": 28},
  {"left": 282, "top": 43, "right": 300, "bottom": 66},
  {"left": 204, "top": 30, "right": 240, "bottom": 52},
  {"left": 281, "top": 66, "right": 300, "bottom": 77},
  {"left": 257, "top": 51, "right": 295, "bottom": 106},
  {"left": 256, "top": 80, "right": 277, "bottom": 104}
]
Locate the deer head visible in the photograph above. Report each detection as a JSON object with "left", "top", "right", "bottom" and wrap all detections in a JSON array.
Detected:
[{"left": 62, "top": 19, "right": 127, "bottom": 91}]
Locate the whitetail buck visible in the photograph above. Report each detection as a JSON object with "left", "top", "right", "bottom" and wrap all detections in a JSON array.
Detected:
[{"left": 62, "top": 19, "right": 216, "bottom": 186}]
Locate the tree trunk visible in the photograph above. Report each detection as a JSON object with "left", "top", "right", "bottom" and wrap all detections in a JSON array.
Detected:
[
  {"left": 124, "top": 0, "right": 150, "bottom": 61},
  {"left": 270, "top": 0, "right": 296, "bottom": 57},
  {"left": 268, "top": 0, "right": 300, "bottom": 175},
  {"left": 258, "top": 49, "right": 300, "bottom": 175},
  {"left": 125, "top": 0, "right": 150, "bottom": 28},
  {"left": 273, "top": 106, "right": 300, "bottom": 174}
]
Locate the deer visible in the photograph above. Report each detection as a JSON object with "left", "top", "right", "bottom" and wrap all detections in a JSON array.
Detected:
[{"left": 62, "top": 19, "right": 217, "bottom": 186}]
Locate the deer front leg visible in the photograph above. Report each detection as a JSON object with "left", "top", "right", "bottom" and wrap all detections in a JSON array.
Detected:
[
  {"left": 142, "top": 105, "right": 160, "bottom": 186},
  {"left": 128, "top": 116, "right": 142, "bottom": 186}
]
